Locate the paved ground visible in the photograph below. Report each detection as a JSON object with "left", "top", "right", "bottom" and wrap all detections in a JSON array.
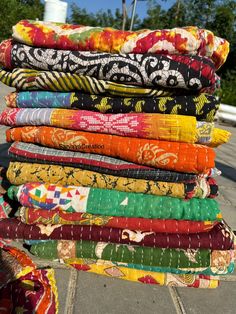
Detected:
[{"left": 0, "top": 83, "right": 236, "bottom": 314}]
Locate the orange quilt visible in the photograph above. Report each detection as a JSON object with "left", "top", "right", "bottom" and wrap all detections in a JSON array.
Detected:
[{"left": 6, "top": 126, "right": 215, "bottom": 173}]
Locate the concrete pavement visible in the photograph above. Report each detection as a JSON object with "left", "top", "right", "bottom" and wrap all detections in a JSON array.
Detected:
[{"left": 0, "top": 83, "right": 236, "bottom": 314}]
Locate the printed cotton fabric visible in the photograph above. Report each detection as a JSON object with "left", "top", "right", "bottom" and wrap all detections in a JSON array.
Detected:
[
  {"left": 7, "top": 182, "right": 221, "bottom": 221},
  {"left": 0, "top": 245, "right": 58, "bottom": 313},
  {"left": 66, "top": 258, "right": 219, "bottom": 288},
  {"left": 6, "top": 92, "right": 220, "bottom": 122},
  {"left": 1, "top": 107, "right": 220, "bottom": 144},
  {"left": 0, "top": 194, "right": 11, "bottom": 218},
  {"left": 0, "top": 167, "right": 11, "bottom": 194},
  {"left": 0, "top": 68, "right": 217, "bottom": 95},
  {"left": 0, "top": 218, "right": 233, "bottom": 250},
  {"left": 19, "top": 207, "right": 218, "bottom": 233},
  {"left": 8, "top": 162, "right": 218, "bottom": 199},
  {"left": 6, "top": 126, "right": 216, "bottom": 173},
  {"left": 65, "top": 256, "right": 234, "bottom": 277},
  {"left": 12, "top": 20, "right": 229, "bottom": 69},
  {"left": 0, "top": 268, "right": 58, "bottom": 314},
  {"left": 29, "top": 239, "right": 234, "bottom": 269},
  {"left": 0, "top": 245, "right": 34, "bottom": 288},
  {"left": 0, "top": 40, "right": 216, "bottom": 89},
  {"left": 8, "top": 142, "right": 199, "bottom": 183}
]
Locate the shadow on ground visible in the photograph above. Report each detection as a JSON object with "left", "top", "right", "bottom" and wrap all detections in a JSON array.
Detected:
[{"left": 216, "top": 161, "right": 236, "bottom": 183}]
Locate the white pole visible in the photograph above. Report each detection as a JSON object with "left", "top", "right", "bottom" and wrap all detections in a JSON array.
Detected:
[{"left": 130, "top": 0, "right": 137, "bottom": 30}]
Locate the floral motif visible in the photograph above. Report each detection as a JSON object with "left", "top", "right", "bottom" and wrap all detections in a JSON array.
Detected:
[
  {"left": 80, "top": 213, "right": 111, "bottom": 226},
  {"left": 137, "top": 143, "right": 178, "bottom": 166},
  {"left": 57, "top": 240, "right": 76, "bottom": 259},
  {"left": 211, "top": 250, "right": 231, "bottom": 268},
  {"left": 72, "top": 112, "right": 143, "bottom": 137},
  {"left": 38, "top": 224, "right": 61, "bottom": 236}
]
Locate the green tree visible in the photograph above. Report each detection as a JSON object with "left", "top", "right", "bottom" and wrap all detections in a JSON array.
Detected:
[
  {"left": 0, "top": 0, "right": 43, "bottom": 41},
  {"left": 69, "top": 4, "right": 97, "bottom": 26},
  {"left": 70, "top": 4, "right": 140, "bottom": 30},
  {"left": 164, "top": 1, "right": 187, "bottom": 28},
  {"left": 140, "top": 0, "right": 167, "bottom": 29}
]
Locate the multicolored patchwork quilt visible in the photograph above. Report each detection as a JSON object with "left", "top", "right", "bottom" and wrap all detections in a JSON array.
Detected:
[
  {"left": 7, "top": 162, "right": 220, "bottom": 202},
  {"left": 6, "top": 126, "right": 216, "bottom": 173},
  {"left": 7, "top": 182, "right": 221, "bottom": 220},
  {"left": 6, "top": 92, "right": 220, "bottom": 122},
  {"left": 0, "top": 218, "right": 233, "bottom": 250},
  {"left": 0, "top": 108, "right": 230, "bottom": 145},
  {"left": 0, "top": 39, "right": 216, "bottom": 88},
  {"left": 65, "top": 258, "right": 220, "bottom": 287},
  {"left": 11, "top": 20, "right": 229, "bottom": 69},
  {"left": 29, "top": 239, "right": 234, "bottom": 269},
  {"left": 19, "top": 207, "right": 218, "bottom": 233}
]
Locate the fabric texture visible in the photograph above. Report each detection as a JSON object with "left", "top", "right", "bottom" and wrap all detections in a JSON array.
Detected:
[
  {"left": 29, "top": 239, "right": 234, "bottom": 269},
  {"left": 7, "top": 181, "right": 221, "bottom": 221},
  {"left": 0, "top": 218, "right": 233, "bottom": 250},
  {"left": 0, "top": 107, "right": 219, "bottom": 144},
  {"left": 0, "top": 167, "right": 11, "bottom": 194},
  {"left": 19, "top": 207, "right": 218, "bottom": 233},
  {"left": 65, "top": 255, "right": 235, "bottom": 276},
  {"left": 12, "top": 20, "right": 229, "bottom": 69},
  {"left": 6, "top": 126, "right": 216, "bottom": 174},
  {"left": 0, "top": 40, "right": 216, "bottom": 89},
  {"left": 0, "top": 245, "right": 35, "bottom": 288},
  {"left": 0, "top": 195, "right": 12, "bottom": 218},
  {"left": 1, "top": 108, "right": 230, "bottom": 145},
  {"left": 6, "top": 161, "right": 207, "bottom": 200},
  {"left": 65, "top": 258, "right": 220, "bottom": 287},
  {"left": 0, "top": 68, "right": 217, "bottom": 95},
  {"left": 8, "top": 142, "right": 199, "bottom": 183},
  {"left": 0, "top": 244, "right": 58, "bottom": 313},
  {"left": 6, "top": 92, "right": 220, "bottom": 122},
  {"left": 0, "top": 143, "right": 11, "bottom": 168},
  {"left": 0, "top": 268, "right": 58, "bottom": 314}
]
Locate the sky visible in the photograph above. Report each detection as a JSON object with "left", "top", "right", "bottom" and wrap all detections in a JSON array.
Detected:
[{"left": 57, "top": 0, "right": 176, "bottom": 19}]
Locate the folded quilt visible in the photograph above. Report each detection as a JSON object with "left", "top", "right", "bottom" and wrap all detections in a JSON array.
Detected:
[
  {"left": 6, "top": 126, "right": 216, "bottom": 173},
  {"left": 0, "top": 167, "right": 11, "bottom": 194},
  {"left": 6, "top": 92, "right": 220, "bottom": 122},
  {"left": 1, "top": 218, "right": 232, "bottom": 250},
  {"left": 0, "top": 68, "right": 216, "bottom": 95},
  {"left": 0, "top": 244, "right": 58, "bottom": 313},
  {"left": 7, "top": 162, "right": 219, "bottom": 202},
  {"left": 0, "top": 40, "right": 216, "bottom": 89},
  {"left": 7, "top": 182, "right": 221, "bottom": 221},
  {"left": 8, "top": 142, "right": 199, "bottom": 183},
  {"left": 29, "top": 239, "right": 233, "bottom": 269},
  {"left": 83, "top": 258, "right": 234, "bottom": 276},
  {"left": 0, "top": 243, "right": 219, "bottom": 287},
  {"left": 65, "top": 259, "right": 220, "bottom": 287},
  {"left": 12, "top": 20, "right": 229, "bottom": 69},
  {"left": 1, "top": 108, "right": 229, "bottom": 146},
  {"left": 19, "top": 207, "right": 218, "bottom": 233},
  {"left": 0, "top": 194, "right": 12, "bottom": 218},
  {"left": 0, "top": 268, "right": 58, "bottom": 314}
]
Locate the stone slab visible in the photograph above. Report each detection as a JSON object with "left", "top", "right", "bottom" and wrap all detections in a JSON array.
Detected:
[
  {"left": 55, "top": 268, "right": 72, "bottom": 314},
  {"left": 74, "top": 271, "right": 176, "bottom": 314},
  {"left": 177, "top": 281, "right": 236, "bottom": 314}
]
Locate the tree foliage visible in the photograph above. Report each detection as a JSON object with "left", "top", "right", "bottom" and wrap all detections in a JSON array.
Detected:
[
  {"left": 0, "top": 0, "right": 43, "bottom": 42},
  {"left": 69, "top": 4, "right": 140, "bottom": 29}
]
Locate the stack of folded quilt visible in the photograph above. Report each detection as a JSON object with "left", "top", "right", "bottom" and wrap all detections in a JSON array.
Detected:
[{"left": 0, "top": 20, "right": 235, "bottom": 288}]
